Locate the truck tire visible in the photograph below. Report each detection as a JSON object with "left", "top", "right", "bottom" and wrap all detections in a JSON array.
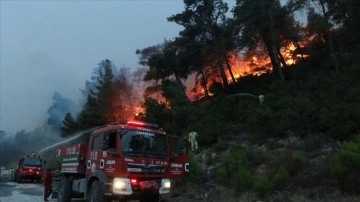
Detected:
[
  {"left": 58, "top": 177, "right": 72, "bottom": 202},
  {"left": 88, "top": 180, "right": 104, "bottom": 202}
]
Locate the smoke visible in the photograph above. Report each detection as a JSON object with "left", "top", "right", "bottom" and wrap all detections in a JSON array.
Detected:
[
  {"left": 0, "top": 124, "right": 63, "bottom": 168},
  {"left": 47, "top": 91, "right": 81, "bottom": 132}
]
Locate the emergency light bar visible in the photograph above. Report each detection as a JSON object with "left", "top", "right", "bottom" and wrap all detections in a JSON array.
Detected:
[{"left": 126, "top": 121, "right": 159, "bottom": 129}]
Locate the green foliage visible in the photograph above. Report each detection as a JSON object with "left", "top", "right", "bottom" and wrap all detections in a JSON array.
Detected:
[
  {"left": 331, "top": 136, "right": 360, "bottom": 192},
  {"left": 232, "top": 167, "right": 254, "bottom": 191},
  {"left": 331, "top": 136, "right": 360, "bottom": 175},
  {"left": 143, "top": 98, "right": 172, "bottom": 131},
  {"left": 204, "top": 148, "right": 215, "bottom": 165},
  {"left": 217, "top": 148, "right": 274, "bottom": 194},
  {"left": 215, "top": 166, "right": 228, "bottom": 184},
  {"left": 253, "top": 176, "right": 273, "bottom": 194},
  {"left": 228, "top": 149, "right": 248, "bottom": 172},
  {"left": 291, "top": 151, "right": 308, "bottom": 168},
  {"left": 214, "top": 138, "right": 229, "bottom": 152},
  {"left": 60, "top": 113, "right": 80, "bottom": 136},
  {"left": 271, "top": 167, "right": 290, "bottom": 185},
  {"left": 183, "top": 154, "right": 203, "bottom": 184}
]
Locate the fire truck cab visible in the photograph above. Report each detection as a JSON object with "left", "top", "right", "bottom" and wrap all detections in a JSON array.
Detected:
[{"left": 56, "top": 121, "right": 189, "bottom": 202}]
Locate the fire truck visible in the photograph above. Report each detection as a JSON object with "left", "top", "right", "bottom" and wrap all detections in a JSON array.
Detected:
[
  {"left": 55, "top": 121, "right": 189, "bottom": 202},
  {"left": 13, "top": 156, "right": 45, "bottom": 183}
]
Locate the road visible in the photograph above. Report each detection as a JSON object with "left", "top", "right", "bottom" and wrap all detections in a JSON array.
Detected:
[
  {"left": 0, "top": 169, "right": 63, "bottom": 202},
  {"left": 0, "top": 176, "right": 48, "bottom": 202},
  {"left": 0, "top": 172, "right": 140, "bottom": 202}
]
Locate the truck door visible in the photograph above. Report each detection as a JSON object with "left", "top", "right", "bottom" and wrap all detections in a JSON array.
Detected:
[
  {"left": 87, "top": 134, "right": 103, "bottom": 176},
  {"left": 168, "top": 137, "right": 190, "bottom": 178},
  {"left": 101, "top": 130, "right": 120, "bottom": 175}
]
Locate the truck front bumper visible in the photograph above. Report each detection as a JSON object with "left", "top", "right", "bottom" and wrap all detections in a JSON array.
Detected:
[{"left": 106, "top": 178, "right": 171, "bottom": 196}]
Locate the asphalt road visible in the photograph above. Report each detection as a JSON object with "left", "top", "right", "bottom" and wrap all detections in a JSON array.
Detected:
[
  {"left": 0, "top": 170, "right": 157, "bottom": 202},
  {"left": 0, "top": 174, "right": 140, "bottom": 202},
  {"left": 0, "top": 175, "right": 49, "bottom": 202},
  {"left": 0, "top": 177, "right": 89, "bottom": 202}
]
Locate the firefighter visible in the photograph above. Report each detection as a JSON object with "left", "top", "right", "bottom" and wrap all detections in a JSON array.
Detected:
[
  {"left": 43, "top": 168, "right": 52, "bottom": 201},
  {"left": 188, "top": 130, "right": 199, "bottom": 151}
]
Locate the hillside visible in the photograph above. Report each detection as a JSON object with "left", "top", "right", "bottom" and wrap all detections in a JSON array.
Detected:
[
  {"left": 164, "top": 134, "right": 359, "bottom": 202},
  {"left": 161, "top": 63, "right": 360, "bottom": 202}
]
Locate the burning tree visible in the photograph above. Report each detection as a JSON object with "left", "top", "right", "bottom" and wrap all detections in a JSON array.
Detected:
[{"left": 61, "top": 59, "right": 137, "bottom": 136}]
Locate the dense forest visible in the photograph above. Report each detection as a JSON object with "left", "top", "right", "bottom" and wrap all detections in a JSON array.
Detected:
[{"left": 1, "top": 0, "right": 360, "bottom": 200}]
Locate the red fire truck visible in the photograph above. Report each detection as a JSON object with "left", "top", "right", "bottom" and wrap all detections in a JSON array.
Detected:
[
  {"left": 13, "top": 156, "right": 45, "bottom": 183},
  {"left": 56, "top": 121, "right": 189, "bottom": 202}
]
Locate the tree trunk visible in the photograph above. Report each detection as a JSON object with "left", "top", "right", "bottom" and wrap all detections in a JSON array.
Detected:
[
  {"left": 294, "top": 41, "right": 306, "bottom": 62},
  {"left": 319, "top": 0, "right": 340, "bottom": 71},
  {"left": 213, "top": 35, "right": 229, "bottom": 86},
  {"left": 225, "top": 57, "right": 236, "bottom": 83},
  {"left": 268, "top": 8, "right": 285, "bottom": 80},
  {"left": 200, "top": 70, "right": 210, "bottom": 98},
  {"left": 262, "top": 32, "right": 285, "bottom": 81}
]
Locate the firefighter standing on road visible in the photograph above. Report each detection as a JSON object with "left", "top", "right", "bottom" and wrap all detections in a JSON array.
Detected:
[
  {"left": 188, "top": 130, "right": 199, "bottom": 151},
  {"left": 44, "top": 168, "right": 52, "bottom": 201}
]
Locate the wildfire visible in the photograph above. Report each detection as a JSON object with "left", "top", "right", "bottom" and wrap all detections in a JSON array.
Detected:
[{"left": 188, "top": 38, "right": 312, "bottom": 100}]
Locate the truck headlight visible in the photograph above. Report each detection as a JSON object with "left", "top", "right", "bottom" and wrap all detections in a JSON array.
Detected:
[
  {"left": 113, "top": 178, "right": 132, "bottom": 195},
  {"left": 159, "top": 179, "right": 171, "bottom": 194}
]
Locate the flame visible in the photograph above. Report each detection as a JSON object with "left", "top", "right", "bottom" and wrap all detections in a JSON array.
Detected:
[
  {"left": 188, "top": 36, "right": 313, "bottom": 100},
  {"left": 134, "top": 106, "right": 145, "bottom": 117},
  {"left": 121, "top": 35, "right": 315, "bottom": 113}
]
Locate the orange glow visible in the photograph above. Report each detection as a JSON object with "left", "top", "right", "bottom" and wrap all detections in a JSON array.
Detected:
[
  {"left": 187, "top": 36, "right": 313, "bottom": 100},
  {"left": 134, "top": 107, "right": 145, "bottom": 117}
]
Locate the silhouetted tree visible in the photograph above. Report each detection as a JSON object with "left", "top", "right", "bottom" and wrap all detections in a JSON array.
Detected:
[
  {"left": 168, "top": 0, "right": 230, "bottom": 86},
  {"left": 60, "top": 113, "right": 80, "bottom": 136}
]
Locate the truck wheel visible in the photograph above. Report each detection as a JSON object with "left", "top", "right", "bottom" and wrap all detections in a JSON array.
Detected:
[
  {"left": 139, "top": 194, "right": 160, "bottom": 202},
  {"left": 88, "top": 180, "right": 104, "bottom": 202},
  {"left": 58, "top": 177, "right": 72, "bottom": 202}
]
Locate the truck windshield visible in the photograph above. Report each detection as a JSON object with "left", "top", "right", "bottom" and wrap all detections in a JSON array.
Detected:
[
  {"left": 23, "top": 158, "right": 42, "bottom": 167},
  {"left": 121, "top": 130, "right": 167, "bottom": 159}
]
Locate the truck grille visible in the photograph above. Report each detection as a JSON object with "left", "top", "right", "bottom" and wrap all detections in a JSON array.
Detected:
[{"left": 127, "top": 163, "right": 165, "bottom": 174}]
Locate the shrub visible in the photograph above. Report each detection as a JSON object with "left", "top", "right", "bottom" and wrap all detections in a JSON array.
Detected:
[
  {"left": 183, "top": 154, "right": 203, "bottom": 184},
  {"left": 292, "top": 151, "right": 308, "bottom": 168},
  {"left": 331, "top": 135, "right": 360, "bottom": 192},
  {"left": 285, "top": 151, "right": 308, "bottom": 175},
  {"left": 204, "top": 148, "right": 215, "bottom": 165},
  {"left": 232, "top": 167, "right": 254, "bottom": 191},
  {"left": 215, "top": 166, "right": 228, "bottom": 184},
  {"left": 272, "top": 167, "right": 290, "bottom": 185},
  {"left": 228, "top": 149, "right": 248, "bottom": 172},
  {"left": 253, "top": 176, "right": 273, "bottom": 194},
  {"left": 214, "top": 138, "right": 229, "bottom": 151}
]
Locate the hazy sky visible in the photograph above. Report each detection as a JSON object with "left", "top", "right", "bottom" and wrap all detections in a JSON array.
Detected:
[{"left": 0, "top": 0, "right": 185, "bottom": 134}]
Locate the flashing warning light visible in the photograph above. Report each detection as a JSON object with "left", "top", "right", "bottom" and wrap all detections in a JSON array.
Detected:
[
  {"left": 130, "top": 179, "right": 138, "bottom": 184},
  {"left": 127, "top": 121, "right": 158, "bottom": 129}
]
